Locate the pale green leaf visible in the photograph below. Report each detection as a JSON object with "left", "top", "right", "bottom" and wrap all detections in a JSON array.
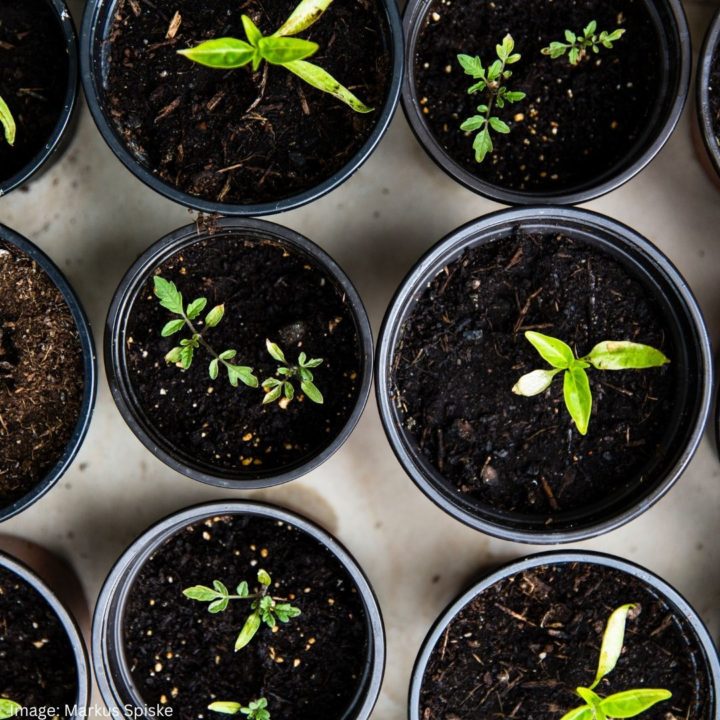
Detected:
[
  {"left": 259, "top": 36, "right": 318, "bottom": 65},
  {"left": 460, "top": 116, "right": 485, "bottom": 133},
  {"left": 586, "top": 341, "right": 669, "bottom": 371},
  {"left": 161, "top": 319, "right": 185, "bottom": 337},
  {"left": 205, "top": 304, "right": 225, "bottom": 328},
  {"left": 209, "top": 358, "right": 219, "bottom": 380},
  {"left": 183, "top": 585, "right": 219, "bottom": 601},
  {"left": 186, "top": 297, "right": 208, "bottom": 320},
  {"left": 165, "top": 347, "right": 183, "bottom": 364},
  {"left": 0, "top": 96, "right": 16, "bottom": 146},
  {"left": 266, "top": 339, "right": 287, "bottom": 364},
  {"left": 525, "top": 331, "right": 575, "bottom": 369},
  {"left": 275, "top": 0, "right": 333, "bottom": 37},
  {"left": 235, "top": 611, "right": 262, "bottom": 651},
  {"left": 154, "top": 276, "right": 184, "bottom": 315},
  {"left": 178, "top": 38, "right": 255, "bottom": 69},
  {"left": 472, "top": 126, "right": 493, "bottom": 163},
  {"left": 257, "top": 569, "right": 272, "bottom": 586},
  {"left": 512, "top": 368, "right": 561, "bottom": 396},
  {"left": 237, "top": 581, "right": 249, "bottom": 597},
  {"left": 301, "top": 379, "right": 323, "bottom": 404},
  {"left": 563, "top": 367, "right": 592, "bottom": 435},
  {"left": 599, "top": 689, "right": 672, "bottom": 718},
  {"left": 559, "top": 706, "right": 594, "bottom": 720},
  {"left": 457, "top": 54, "right": 484, "bottom": 78},
  {"left": 584, "top": 20, "right": 598, "bottom": 38},
  {"left": 227, "top": 364, "right": 259, "bottom": 388},
  {"left": 489, "top": 117, "right": 510, "bottom": 134},
  {"left": 219, "top": 349, "right": 236, "bottom": 361},
  {"left": 303, "top": 357, "right": 323, "bottom": 368},
  {"left": 263, "top": 384, "right": 283, "bottom": 404},
  {"left": 242, "top": 15, "right": 263, "bottom": 47},
  {"left": 208, "top": 597, "right": 229, "bottom": 613},
  {"left": 208, "top": 702, "right": 242, "bottom": 715},
  {"left": 590, "top": 604, "right": 637, "bottom": 689}
]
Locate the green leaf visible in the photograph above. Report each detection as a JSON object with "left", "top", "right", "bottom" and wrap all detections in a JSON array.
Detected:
[
  {"left": 576, "top": 687, "right": 603, "bottom": 708},
  {"left": 468, "top": 80, "right": 486, "bottom": 94},
  {"left": 505, "top": 90, "right": 526, "bottom": 102},
  {"left": 525, "top": 331, "right": 575, "bottom": 369},
  {"left": 303, "top": 358, "right": 323, "bottom": 368},
  {"left": 284, "top": 382, "right": 295, "bottom": 400},
  {"left": 489, "top": 117, "right": 510, "bottom": 134},
  {"left": 263, "top": 384, "right": 283, "bottom": 404},
  {"left": 487, "top": 59, "right": 503, "bottom": 81},
  {"left": 266, "top": 339, "right": 287, "bottom": 364},
  {"left": 301, "top": 379, "right": 324, "bottom": 404},
  {"left": 590, "top": 604, "right": 637, "bottom": 689},
  {"left": 213, "top": 580, "right": 229, "bottom": 595},
  {"left": 242, "top": 15, "right": 263, "bottom": 46},
  {"left": 512, "top": 368, "right": 561, "bottom": 397},
  {"left": 205, "top": 304, "right": 225, "bottom": 328},
  {"left": 0, "top": 96, "right": 16, "bottom": 146},
  {"left": 565, "top": 29, "right": 577, "bottom": 43},
  {"left": 584, "top": 20, "right": 598, "bottom": 38},
  {"left": 258, "top": 569, "right": 272, "bottom": 586},
  {"left": 179, "top": 344, "right": 195, "bottom": 370},
  {"left": 457, "top": 54, "right": 484, "bottom": 78},
  {"left": 274, "top": 0, "right": 333, "bottom": 37},
  {"left": 209, "top": 597, "right": 229, "bottom": 613},
  {"left": 569, "top": 47, "right": 582, "bottom": 65},
  {"left": 161, "top": 319, "right": 185, "bottom": 337},
  {"left": 237, "top": 581, "right": 249, "bottom": 597},
  {"left": 219, "top": 349, "right": 237, "bottom": 361},
  {"left": 178, "top": 38, "right": 255, "bottom": 69},
  {"left": 283, "top": 59, "right": 373, "bottom": 113},
  {"left": 460, "top": 116, "right": 485, "bottom": 133},
  {"left": 599, "top": 689, "right": 672, "bottom": 718},
  {"left": 275, "top": 603, "right": 302, "bottom": 622},
  {"left": 563, "top": 367, "right": 592, "bottom": 435},
  {"left": 165, "top": 347, "right": 182, "bottom": 364},
  {"left": 258, "top": 36, "right": 319, "bottom": 65},
  {"left": 298, "top": 367, "right": 313, "bottom": 382},
  {"left": 496, "top": 33, "right": 514, "bottom": 61},
  {"left": 183, "top": 585, "right": 220, "bottom": 602},
  {"left": 209, "top": 358, "right": 220, "bottom": 380},
  {"left": 559, "top": 707, "right": 594, "bottom": 720},
  {"left": 586, "top": 341, "right": 669, "bottom": 371},
  {"left": 472, "top": 126, "right": 493, "bottom": 163},
  {"left": 154, "top": 276, "right": 184, "bottom": 315},
  {"left": 186, "top": 297, "right": 208, "bottom": 320},
  {"left": 227, "top": 364, "right": 259, "bottom": 388},
  {"left": 208, "top": 702, "right": 243, "bottom": 715},
  {"left": 235, "top": 611, "right": 262, "bottom": 651}
]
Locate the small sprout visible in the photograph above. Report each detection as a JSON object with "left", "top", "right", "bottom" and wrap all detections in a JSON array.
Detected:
[
  {"left": 0, "top": 700, "right": 21, "bottom": 720},
  {"left": 542, "top": 20, "right": 626, "bottom": 66},
  {"left": 183, "top": 570, "right": 301, "bottom": 652},
  {"left": 262, "top": 339, "right": 324, "bottom": 405},
  {"left": 0, "top": 95, "right": 16, "bottom": 146},
  {"left": 560, "top": 604, "right": 672, "bottom": 720},
  {"left": 154, "top": 276, "right": 258, "bottom": 389},
  {"left": 457, "top": 34, "right": 526, "bottom": 164},
  {"left": 209, "top": 697, "right": 270, "bottom": 720},
  {"left": 513, "top": 331, "right": 669, "bottom": 435},
  {"left": 177, "top": 0, "right": 371, "bottom": 113}
]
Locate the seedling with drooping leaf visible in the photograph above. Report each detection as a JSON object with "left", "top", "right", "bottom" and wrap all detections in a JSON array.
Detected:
[
  {"left": 560, "top": 604, "right": 672, "bottom": 720},
  {"left": 0, "top": 96, "right": 16, "bottom": 146},
  {"left": 262, "top": 340, "right": 324, "bottom": 405},
  {"left": 512, "top": 331, "right": 669, "bottom": 435},
  {"left": 177, "top": 0, "right": 372, "bottom": 113},
  {"left": 154, "top": 276, "right": 258, "bottom": 390},
  {"left": 183, "top": 569, "right": 301, "bottom": 652},
  {"left": 457, "top": 34, "right": 526, "bottom": 163},
  {"left": 542, "top": 21, "right": 626, "bottom": 66},
  {"left": 0, "top": 700, "right": 21, "bottom": 720},
  {"left": 209, "top": 698, "right": 270, "bottom": 720}
]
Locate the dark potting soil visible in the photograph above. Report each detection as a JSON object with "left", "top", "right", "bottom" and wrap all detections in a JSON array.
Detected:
[
  {"left": 0, "top": 242, "right": 84, "bottom": 509},
  {"left": 420, "top": 562, "right": 711, "bottom": 719},
  {"left": 103, "top": 0, "right": 391, "bottom": 206},
  {"left": 0, "top": 565, "right": 78, "bottom": 715},
  {"left": 125, "top": 233, "right": 362, "bottom": 476},
  {"left": 392, "top": 231, "right": 675, "bottom": 517},
  {"left": 123, "top": 514, "right": 369, "bottom": 720},
  {"left": 415, "top": 0, "right": 663, "bottom": 193},
  {"left": 0, "top": 0, "right": 69, "bottom": 185}
]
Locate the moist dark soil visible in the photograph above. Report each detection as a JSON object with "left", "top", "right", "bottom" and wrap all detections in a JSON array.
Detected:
[
  {"left": 0, "top": 0, "right": 69, "bottom": 186},
  {"left": 0, "top": 242, "right": 84, "bottom": 509},
  {"left": 0, "top": 565, "right": 79, "bottom": 715},
  {"left": 420, "top": 562, "right": 711, "bottom": 719},
  {"left": 415, "top": 0, "right": 662, "bottom": 193},
  {"left": 123, "top": 514, "right": 369, "bottom": 720},
  {"left": 103, "top": 0, "right": 391, "bottom": 206},
  {"left": 125, "top": 232, "right": 362, "bottom": 477},
  {"left": 392, "top": 231, "right": 676, "bottom": 518}
]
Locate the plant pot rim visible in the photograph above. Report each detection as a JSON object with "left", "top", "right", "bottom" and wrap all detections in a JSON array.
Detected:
[
  {"left": 697, "top": 7, "right": 720, "bottom": 181},
  {"left": 408, "top": 549, "right": 720, "bottom": 720},
  {"left": 92, "top": 499, "right": 386, "bottom": 720},
  {"left": 79, "top": 0, "right": 404, "bottom": 217},
  {"left": 0, "top": 549, "right": 91, "bottom": 717},
  {"left": 375, "top": 205, "right": 713, "bottom": 544},
  {"left": 105, "top": 216, "right": 374, "bottom": 489},
  {"left": 0, "top": 224, "right": 97, "bottom": 523},
  {"left": 400, "top": 0, "right": 691, "bottom": 206},
  {"left": 0, "top": 0, "right": 79, "bottom": 197}
]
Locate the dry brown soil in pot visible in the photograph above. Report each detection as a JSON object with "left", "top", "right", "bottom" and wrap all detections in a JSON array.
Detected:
[
  {"left": 414, "top": 0, "right": 662, "bottom": 193},
  {"left": 392, "top": 231, "right": 676, "bottom": 518},
  {"left": 125, "top": 233, "right": 363, "bottom": 476},
  {"left": 103, "top": 0, "right": 392, "bottom": 205},
  {"left": 420, "top": 562, "right": 711, "bottom": 719},
  {"left": 0, "top": 565, "right": 79, "bottom": 716},
  {"left": 0, "top": 242, "right": 84, "bottom": 508},
  {"left": 123, "top": 514, "right": 369, "bottom": 720},
  {"left": 0, "top": 0, "right": 69, "bottom": 184}
]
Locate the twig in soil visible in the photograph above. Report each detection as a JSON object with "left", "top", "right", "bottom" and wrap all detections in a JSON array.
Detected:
[
  {"left": 261, "top": 339, "right": 324, "bottom": 405},
  {"left": 208, "top": 697, "right": 270, "bottom": 720},
  {"left": 165, "top": 11, "right": 182, "bottom": 40},
  {"left": 542, "top": 21, "right": 625, "bottom": 66}
]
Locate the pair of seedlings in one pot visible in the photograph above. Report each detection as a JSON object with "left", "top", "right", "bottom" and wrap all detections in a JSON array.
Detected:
[
  {"left": 182, "top": 568, "right": 303, "bottom": 719},
  {"left": 154, "top": 277, "right": 324, "bottom": 406},
  {"left": 459, "top": 21, "right": 626, "bottom": 163}
]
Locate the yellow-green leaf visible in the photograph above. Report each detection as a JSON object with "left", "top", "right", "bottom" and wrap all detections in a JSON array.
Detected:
[
  {"left": 0, "top": 95, "right": 16, "bottom": 146},
  {"left": 599, "top": 689, "right": 672, "bottom": 718},
  {"left": 525, "top": 331, "right": 575, "bottom": 369},
  {"left": 590, "top": 604, "right": 637, "bottom": 689},
  {"left": 563, "top": 366, "right": 592, "bottom": 435},
  {"left": 275, "top": 0, "right": 333, "bottom": 37},
  {"left": 0, "top": 700, "right": 22, "bottom": 720},
  {"left": 207, "top": 702, "right": 242, "bottom": 715},
  {"left": 241, "top": 15, "right": 263, "bottom": 47},
  {"left": 258, "top": 36, "right": 319, "bottom": 65},
  {"left": 559, "top": 707, "right": 594, "bottom": 720},
  {"left": 586, "top": 341, "right": 669, "bottom": 371},
  {"left": 235, "top": 611, "right": 262, "bottom": 651},
  {"left": 178, "top": 38, "right": 255, "bottom": 69}
]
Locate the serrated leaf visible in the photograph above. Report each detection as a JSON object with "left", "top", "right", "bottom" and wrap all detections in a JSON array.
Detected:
[
  {"left": 457, "top": 53, "right": 484, "bottom": 78},
  {"left": 301, "top": 379, "right": 324, "bottom": 404},
  {"left": 274, "top": 0, "right": 333, "bottom": 37},
  {"left": 209, "top": 358, "right": 219, "bottom": 380},
  {"left": 489, "top": 117, "right": 510, "bottom": 134},
  {"left": 525, "top": 331, "right": 575, "bottom": 369},
  {"left": 208, "top": 703, "right": 242, "bottom": 716},
  {"left": 205, "top": 304, "right": 225, "bottom": 328},
  {"left": 586, "top": 341, "right": 669, "bottom": 371},
  {"left": 235, "top": 612, "right": 262, "bottom": 651},
  {"left": 563, "top": 366, "right": 592, "bottom": 435},
  {"left": 0, "top": 96, "right": 16, "bottom": 146},
  {"left": 599, "top": 689, "right": 672, "bottom": 718},
  {"left": 590, "top": 604, "right": 637, "bottom": 689},
  {"left": 154, "top": 276, "right": 184, "bottom": 315},
  {"left": 512, "top": 369, "right": 561, "bottom": 396},
  {"left": 178, "top": 37, "right": 255, "bottom": 68},
  {"left": 266, "top": 339, "right": 287, "bottom": 363},
  {"left": 183, "top": 585, "right": 219, "bottom": 602},
  {"left": 162, "top": 319, "right": 185, "bottom": 337},
  {"left": 227, "top": 364, "right": 259, "bottom": 388},
  {"left": 460, "top": 116, "right": 485, "bottom": 133},
  {"left": 259, "top": 36, "right": 319, "bottom": 64},
  {"left": 472, "top": 126, "right": 493, "bottom": 163},
  {"left": 186, "top": 297, "right": 208, "bottom": 320}
]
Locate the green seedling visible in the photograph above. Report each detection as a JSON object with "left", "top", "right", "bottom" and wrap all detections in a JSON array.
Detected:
[
  {"left": 154, "top": 276, "right": 258, "bottom": 390},
  {"left": 542, "top": 21, "right": 626, "bottom": 66},
  {"left": 177, "top": 0, "right": 371, "bottom": 113},
  {"left": 208, "top": 698, "right": 270, "bottom": 720},
  {"left": 458, "top": 34, "right": 526, "bottom": 163},
  {"left": 560, "top": 604, "right": 672, "bottom": 720},
  {"left": 512, "top": 331, "right": 669, "bottom": 435},
  {"left": 183, "top": 569, "right": 301, "bottom": 651},
  {"left": 0, "top": 96, "right": 16, "bottom": 146},
  {"left": 0, "top": 700, "right": 21, "bottom": 720},
  {"left": 262, "top": 339, "right": 324, "bottom": 405}
]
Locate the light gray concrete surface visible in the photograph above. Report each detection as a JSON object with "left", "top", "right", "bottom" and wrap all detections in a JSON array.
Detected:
[{"left": 0, "top": 1, "right": 719, "bottom": 717}]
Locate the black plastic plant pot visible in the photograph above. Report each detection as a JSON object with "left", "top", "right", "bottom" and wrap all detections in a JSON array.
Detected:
[
  {"left": 401, "top": 0, "right": 690, "bottom": 205},
  {"left": 0, "top": 549, "right": 90, "bottom": 718},
  {"left": 376, "top": 207, "right": 713, "bottom": 544},
  {"left": 697, "top": 8, "right": 720, "bottom": 183},
  {"left": 0, "top": 0, "right": 79, "bottom": 197},
  {"left": 106, "top": 217, "right": 373, "bottom": 489},
  {"left": 79, "top": 0, "right": 403, "bottom": 216},
  {"left": 0, "top": 224, "right": 97, "bottom": 523},
  {"left": 92, "top": 500, "right": 386, "bottom": 720},
  {"left": 409, "top": 551, "right": 719, "bottom": 719}
]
